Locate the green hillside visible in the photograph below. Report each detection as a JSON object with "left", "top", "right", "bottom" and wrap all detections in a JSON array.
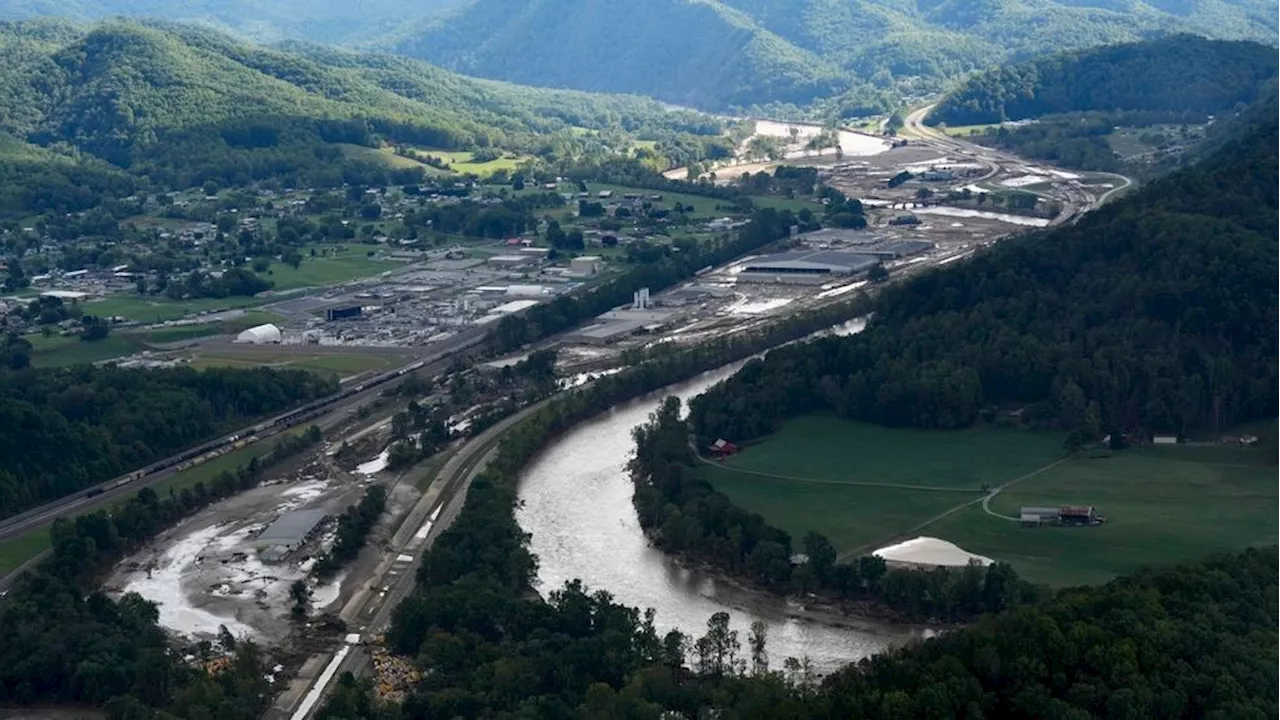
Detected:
[
  {"left": 931, "top": 34, "right": 1280, "bottom": 125},
  {"left": 391, "top": 0, "right": 1279, "bottom": 110},
  {"left": 0, "top": 0, "right": 466, "bottom": 45},
  {"left": 391, "top": 0, "right": 849, "bottom": 110},
  {"left": 0, "top": 19, "right": 720, "bottom": 193}
]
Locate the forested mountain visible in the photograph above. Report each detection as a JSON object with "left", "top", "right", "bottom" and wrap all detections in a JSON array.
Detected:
[
  {"left": 690, "top": 113, "right": 1277, "bottom": 444},
  {"left": 931, "top": 34, "right": 1279, "bottom": 125},
  {"left": 5, "top": 0, "right": 1276, "bottom": 111},
  {"left": 0, "top": 0, "right": 465, "bottom": 45},
  {"left": 390, "top": 0, "right": 1278, "bottom": 110},
  {"left": 0, "top": 19, "right": 721, "bottom": 202}
]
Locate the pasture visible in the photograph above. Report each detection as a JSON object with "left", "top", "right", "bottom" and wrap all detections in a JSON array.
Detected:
[
  {"left": 699, "top": 415, "right": 1276, "bottom": 587},
  {"left": 933, "top": 438, "right": 1277, "bottom": 587}
]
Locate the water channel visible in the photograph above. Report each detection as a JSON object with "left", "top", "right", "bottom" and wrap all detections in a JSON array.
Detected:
[{"left": 516, "top": 327, "right": 932, "bottom": 673}]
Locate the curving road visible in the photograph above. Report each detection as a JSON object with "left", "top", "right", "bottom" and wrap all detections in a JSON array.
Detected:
[{"left": 902, "top": 104, "right": 1131, "bottom": 227}]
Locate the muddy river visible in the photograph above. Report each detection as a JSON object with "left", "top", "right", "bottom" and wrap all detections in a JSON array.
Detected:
[{"left": 516, "top": 355, "right": 931, "bottom": 673}]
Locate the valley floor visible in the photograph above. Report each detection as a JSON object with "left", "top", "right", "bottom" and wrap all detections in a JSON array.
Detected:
[{"left": 700, "top": 416, "right": 1278, "bottom": 587}]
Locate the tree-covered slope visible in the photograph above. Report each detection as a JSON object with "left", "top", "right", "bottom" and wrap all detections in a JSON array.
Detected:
[
  {"left": 391, "top": 0, "right": 1278, "bottom": 110},
  {"left": 391, "top": 0, "right": 849, "bottom": 110},
  {"left": 0, "top": 19, "right": 718, "bottom": 191},
  {"left": 0, "top": 0, "right": 465, "bottom": 45},
  {"left": 690, "top": 113, "right": 1278, "bottom": 443},
  {"left": 931, "top": 34, "right": 1279, "bottom": 125}
]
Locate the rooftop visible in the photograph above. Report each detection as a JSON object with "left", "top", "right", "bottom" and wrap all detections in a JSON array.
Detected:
[
  {"left": 258, "top": 509, "right": 327, "bottom": 545},
  {"left": 742, "top": 250, "right": 880, "bottom": 275}
]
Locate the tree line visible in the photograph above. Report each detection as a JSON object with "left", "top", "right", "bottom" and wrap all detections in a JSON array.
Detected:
[
  {"left": 931, "top": 34, "right": 1277, "bottom": 126},
  {"left": 489, "top": 206, "right": 801, "bottom": 351},
  {"left": 689, "top": 116, "right": 1277, "bottom": 448},
  {"left": 0, "top": 424, "right": 324, "bottom": 718},
  {"left": 0, "top": 361, "right": 337, "bottom": 519},
  {"left": 630, "top": 396, "right": 1042, "bottom": 621}
]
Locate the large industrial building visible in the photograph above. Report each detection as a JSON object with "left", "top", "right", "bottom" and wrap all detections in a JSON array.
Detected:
[
  {"left": 234, "top": 323, "right": 282, "bottom": 344},
  {"left": 325, "top": 305, "right": 363, "bottom": 322},
  {"left": 256, "top": 509, "right": 327, "bottom": 562},
  {"left": 738, "top": 250, "right": 880, "bottom": 283}
]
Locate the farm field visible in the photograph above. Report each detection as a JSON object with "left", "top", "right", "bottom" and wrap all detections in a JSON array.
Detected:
[
  {"left": 714, "top": 416, "right": 1064, "bottom": 490},
  {"left": 942, "top": 123, "right": 1006, "bottom": 137},
  {"left": 262, "top": 247, "right": 401, "bottom": 291},
  {"left": 749, "top": 195, "right": 821, "bottom": 214},
  {"left": 139, "top": 310, "right": 286, "bottom": 344},
  {"left": 932, "top": 436, "right": 1278, "bottom": 587},
  {"left": 433, "top": 149, "right": 530, "bottom": 176},
  {"left": 699, "top": 415, "right": 1277, "bottom": 588},
  {"left": 26, "top": 333, "right": 140, "bottom": 367},
  {"left": 87, "top": 295, "right": 266, "bottom": 324},
  {"left": 699, "top": 416, "right": 1063, "bottom": 554},
  {"left": 189, "top": 351, "right": 396, "bottom": 378},
  {"left": 700, "top": 463, "right": 972, "bottom": 554},
  {"left": 336, "top": 143, "right": 445, "bottom": 172}
]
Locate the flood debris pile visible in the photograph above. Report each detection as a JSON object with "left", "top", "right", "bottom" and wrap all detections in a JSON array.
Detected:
[{"left": 371, "top": 645, "right": 421, "bottom": 702}]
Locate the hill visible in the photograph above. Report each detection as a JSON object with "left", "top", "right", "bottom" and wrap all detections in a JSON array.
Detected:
[
  {"left": 930, "top": 34, "right": 1280, "bottom": 125},
  {"left": 390, "top": 0, "right": 849, "bottom": 110},
  {"left": 689, "top": 111, "right": 1278, "bottom": 443},
  {"left": 0, "top": 0, "right": 465, "bottom": 45},
  {"left": 4, "top": 0, "right": 1277, "bottom": 111},
  {"left": 0, "top": 19, "right": 718, "bottom": 192},
  {"left": 390, "top": 0, "right": 1279, "bottom": 110}
]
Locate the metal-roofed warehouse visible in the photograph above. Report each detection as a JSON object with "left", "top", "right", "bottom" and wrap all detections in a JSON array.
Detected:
[
  {"left": 739, "top": 250, "right": 880, "bottom": 284},
  {"left": 256, "top": 509, "right": 326, "bottom": 561}
]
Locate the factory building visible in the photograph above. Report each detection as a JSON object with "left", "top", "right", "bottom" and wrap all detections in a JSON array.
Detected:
[
  {"left": 257, "top": 509, "right": 327, "bottom": 562},
  {"left": 858, "top": 240, "right": 935, "bottom": 260},
  {"left": 325, "top": 305, "right": 363, "bottom": 322},
  {"left": 570, "top": 256, "right": 603, "bottom": 276},
  {"left": 738, "top": 250, "right": 880, "bottom": 284},
  {"left": 234, "top": 323, "right": 282, "bottom": 344},
  {"left": 487, "top": 254, "right": 538, "bottom": 268}
]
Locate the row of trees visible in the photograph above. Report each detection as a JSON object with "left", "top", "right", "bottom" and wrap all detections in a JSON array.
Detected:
[
  {"left": 314, "top": 485, "right": 389, "bottom": 580},
  {"left": 0, "top": 424, "right": 324, "bottom": 716},
  {"left": 489, "top": 206, "right": 801, "bottom": 351},
  {"left": 0, "top": 362, "right": 337, "bottom": 519},
  {"left": 630, "top": 396, "right": 1041, "bottom": 620}
]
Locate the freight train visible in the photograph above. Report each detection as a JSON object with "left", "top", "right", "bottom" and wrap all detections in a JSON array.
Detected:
[{"left": 74, "top": 338, "right": 482, "bottom": 502}]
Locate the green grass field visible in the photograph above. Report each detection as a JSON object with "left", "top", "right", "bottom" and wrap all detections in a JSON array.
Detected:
[
  {"left": 699, "top": 415, "right": 1277, "bottom": 588},
  {"left": 942, "top": 123, "right": 1004, "bottom": 137},
  {"left": 87, "top": 295, "right": 266, "bottom": 324},
  {"left": 717, "top": 416, "right": 1064, "bottom": 489},
  {"left": 701, "top": 463, "right": 971, "bottom": 554},
  {"left": 261, "top": 248, "right": 400, "bottom": 291},
  {"left": 432, "top": 150, "right": 530, "bottom": 176},
  {"left": 701, "top": 416, "right": 1063, "bottom": 555},
  {"left": 749, "top": 195, "right": 821, "bottom": 214},
  {"left": 337, "top": 143, "right": 445, "bottom": 173},
  {"left": 27, "top": 333, "right": 141, "bottom": 367},
  {"left": 190, "top": 351, "right": 395, "bottom": 378},
  {"left": 0, "top": 527, "right": 52, "bottom": 576},
  {"left": 933, "top": 440, "right": 1277, "bottom": 587}
]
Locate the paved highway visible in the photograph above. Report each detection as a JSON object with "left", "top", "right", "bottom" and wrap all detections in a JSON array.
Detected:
[
  {"left": 272, "top": 397, "right": 553, "bottom": 720},
  {"left": 900, "top": 104, "right": 1128, "bottom": 227}
]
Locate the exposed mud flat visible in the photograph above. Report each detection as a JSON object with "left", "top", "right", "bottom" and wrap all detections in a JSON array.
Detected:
[{"left": 105, "top": 459, "right": 415, "bottom": 644}]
